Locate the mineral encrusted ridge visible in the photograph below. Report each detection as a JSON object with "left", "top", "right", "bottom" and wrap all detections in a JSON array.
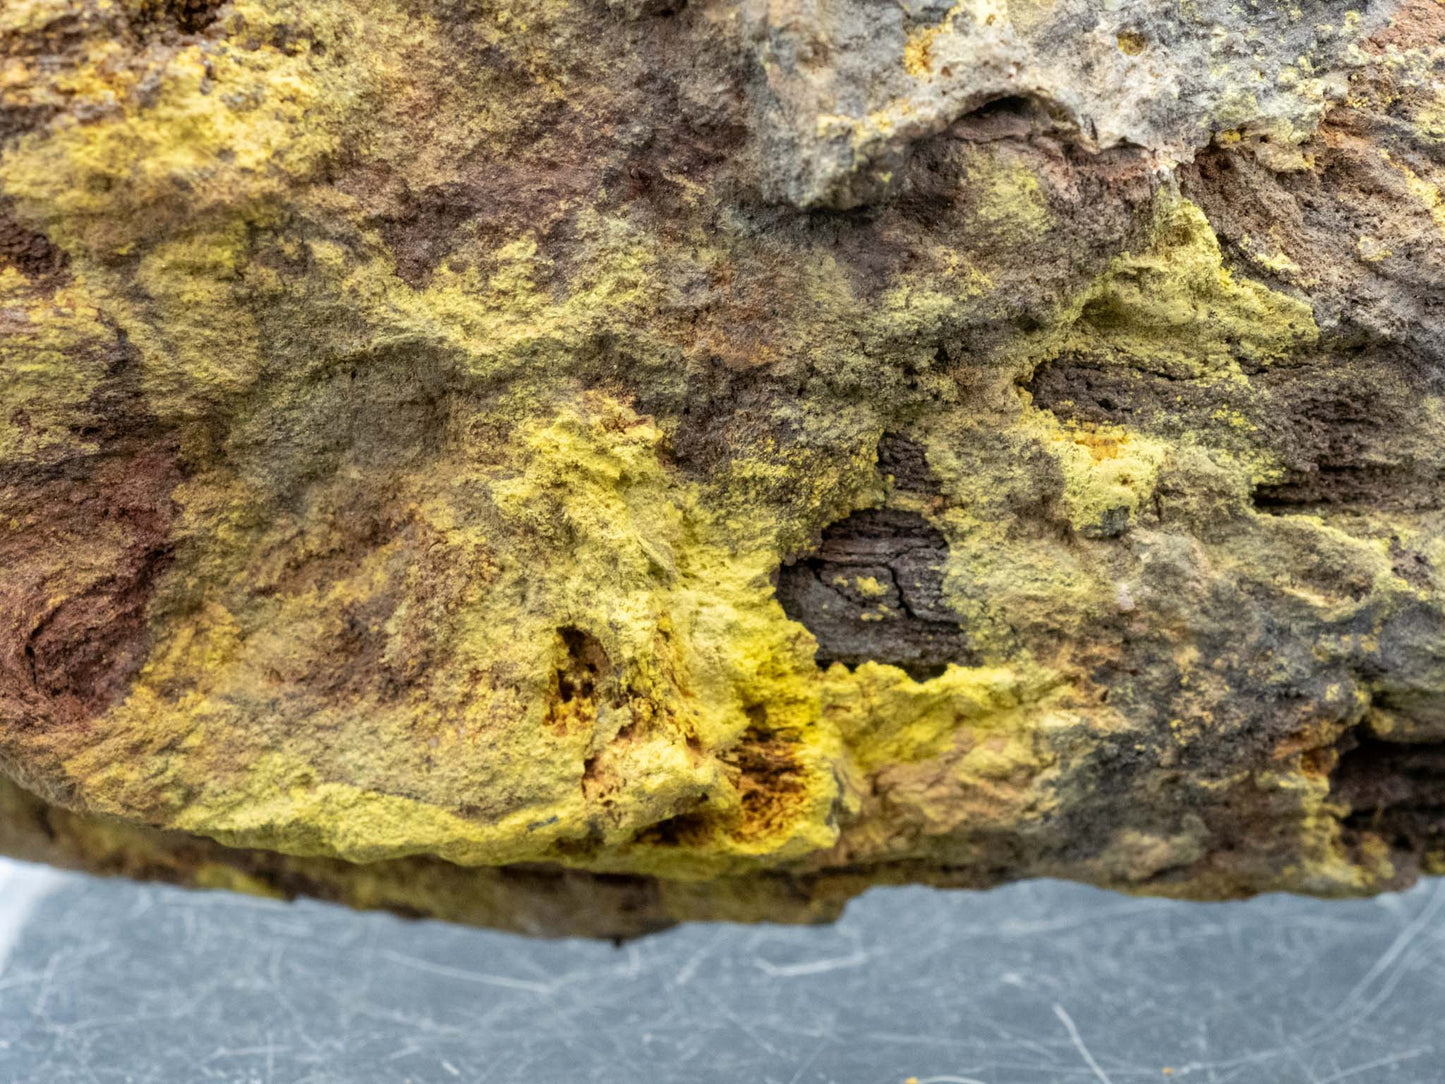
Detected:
[{"left": 1, "top": 0, "right": 1444, "bottom": 936}]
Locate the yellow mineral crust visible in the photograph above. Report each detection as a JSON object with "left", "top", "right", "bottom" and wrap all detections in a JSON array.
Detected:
[{"left": 1, "top": 0, "right": 1443, "bottom": 935}]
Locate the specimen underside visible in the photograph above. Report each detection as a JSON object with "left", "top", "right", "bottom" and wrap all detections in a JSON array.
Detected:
[{"left": 2, "top": 0, "right": 1444, "bottom": 937}]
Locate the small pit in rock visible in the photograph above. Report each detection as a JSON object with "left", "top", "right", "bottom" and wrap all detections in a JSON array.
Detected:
[
  {"left": 127, "top": 0, "right": 227, "bottom": 37},
  {"left": 1332, "top": 730, "right": 1445, "bottom": 856}
]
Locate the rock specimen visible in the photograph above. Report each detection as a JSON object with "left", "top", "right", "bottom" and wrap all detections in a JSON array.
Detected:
[{"left": 1, "top": 0, "right": 1444, "bottom": 937}]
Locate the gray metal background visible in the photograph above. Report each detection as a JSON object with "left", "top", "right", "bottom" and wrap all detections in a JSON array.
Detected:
[{"left": 0, "top": 857, "right": 1441, "bottom": 1083}]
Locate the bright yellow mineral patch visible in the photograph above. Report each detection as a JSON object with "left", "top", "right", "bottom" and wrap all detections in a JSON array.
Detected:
[
  {"left": 1, "top": 0, "right": 1440, "bottom": 928},
  {"left": 0, "top": 267, "right": 110, "bottom": 463},
  {"left": 961, "top": 148, "right": 1054, "bottom": 244}
]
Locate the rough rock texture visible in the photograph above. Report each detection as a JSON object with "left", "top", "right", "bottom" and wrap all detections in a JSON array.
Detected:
[{"left": 1, "top": 0, "right": 1444, "bottom": 937}]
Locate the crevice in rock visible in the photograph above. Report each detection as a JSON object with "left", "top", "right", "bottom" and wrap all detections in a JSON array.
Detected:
[
  {"left": 1332, "top": 729, "right": 1445, "bottom": 856},
  {"left": 632, "top": 810, "right": 704, "bottom": 847},
  {"left": 126, "top": 0, "right": 227, "bottom": 38},
  {"left": 723, "top": 723, "right": 807, "bottom": 840},
  {"left": 631, "top": 722, "right": 808, "bottom": 847},
  {"left": 1251, "top": 466, "right": 1443, "bottom": 515},
  {"left": 946, "top": 93, "right": 1071, "bottom": 144},
  {"left": 544, "top": 626, "right": 613, "bottom": 737},
  {"left": 554, "top": 626, "right": 610, "bottom": 707},
  {"left": 0, "top": 201, "right": 68, "bottom": 283}
]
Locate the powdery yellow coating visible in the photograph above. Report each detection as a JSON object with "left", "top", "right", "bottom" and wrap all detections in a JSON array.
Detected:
[
  {"left": 904, "top": 189, "right": 1413, "bottom": 898},
  {"left": 1018, "top": 192, "right": 1318, "bottom": 494},
  {"left": 1, "top": 0, "right": 1438, "bottom": 923},
  {"left": 1, "top": 5, "right": 348, "bottom": 257},
  {"left": 960, "top": 147, "right": 1054, "bottom": 245},
  {"left": 1055, "top": 196, "right": 1318, "bottom": 378},
  {"left": 902, "top": 191, "right": 1322, "bottom": 671},
  {"left": 0, "top": 267, "right": 111, "bottom": 463},
  {"left": 1380, "top": 150, "right": 1445, "bottom": 240},
  {"left": 824, "top": 662, "right": 1059, "bottom": 777},
  {"left": 0, "top": 0, "right": 1072, "bottom": 884},
  {"left": 69, "top": 386, "right": 1063, "bottom": 879}
]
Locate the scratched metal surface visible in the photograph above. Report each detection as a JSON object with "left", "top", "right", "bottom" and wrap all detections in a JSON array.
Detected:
[{"left": 0, "top": 858, "right": 1441, "bottom": 1083}]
